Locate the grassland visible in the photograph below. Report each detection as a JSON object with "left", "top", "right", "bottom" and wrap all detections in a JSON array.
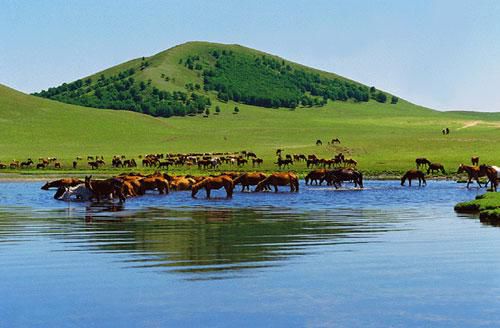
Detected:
[
  {"left": 2, "top": 81, "right": 500, "bottom": 178},
  {"left": 2, "top": 41, "right": 500, "bottom": 178}
]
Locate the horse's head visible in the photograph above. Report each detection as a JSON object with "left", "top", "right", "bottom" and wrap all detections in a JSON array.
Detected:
[
  {"left": 457, "top": 164, "right": 464, "bottom": 174},
  {"left": 84, "top": 176, "right": 93, "bottom": 190},
  {"left": 191, "top": 183, "right": 200, "bottom": 198},
  {"left": 41, "top": 181, "right": 50, "bottom": 190}
]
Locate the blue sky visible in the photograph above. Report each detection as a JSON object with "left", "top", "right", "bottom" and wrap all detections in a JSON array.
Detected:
[{"left": 1, "top": 0, "right": 500, "bottom": 111}]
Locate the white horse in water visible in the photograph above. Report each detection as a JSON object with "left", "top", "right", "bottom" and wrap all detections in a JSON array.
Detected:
[{"left": 54, "top": 184, "right": 93, "bottom": 201}]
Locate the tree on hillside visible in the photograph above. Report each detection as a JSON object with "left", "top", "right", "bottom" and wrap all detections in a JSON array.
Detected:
[
  {"left": 215, "top": 105, "right": 221, "bottom": 113},
  {"left": 234, "top": 106, "right": 239, "bottom": 113},
  {"left": 375, "top": 92, "right": 387, "bottom": 103},
  {"left": 391, "top": 96, "right": 399, "bottom": 104}
]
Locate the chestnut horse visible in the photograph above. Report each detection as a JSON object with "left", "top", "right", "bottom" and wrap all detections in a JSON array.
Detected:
[
  {"left": 41, "top": 178, "right": 83, "bottom": 190},
  {"left": 401, "top": 169, "right": 426, "bottom": 187},
  {"left": 137, "top": 176, "right": 170, "bottom": 195},
  {"left": 457, "top": 164, "right": 484, "bottom": 188},
  {"left": 191, "top": 176, "right": 234, "bottom": 199},
  {"left": 255, "top": 172, "right": 299, "bottom": 193},
  {"left": 233, "top": 172, "right": 267, "bottom": 192}
]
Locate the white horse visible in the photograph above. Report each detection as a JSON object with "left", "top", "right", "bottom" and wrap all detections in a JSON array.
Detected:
[{"left": 55, "top": 184, "right": 93, "bottom": 201}]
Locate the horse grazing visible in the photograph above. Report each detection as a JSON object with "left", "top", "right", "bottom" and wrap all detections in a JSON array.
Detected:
[
  {"left": 305, "top": 169, "right": 327, "bottom": 185},
  {"left": 41, "top": 178, "right": 83, "bottom": 190},
  {"left": 471, "top": 157, "right": 479, "bottom": 166},
  {"left": 316, "top": 139, "right": 323, "bottom": 146},
  {"left": 20, "top": 159, "right": 33, "bottom": 168},
  {"left": 233, "top": 172, "right": 267, "bottom": 192},
  {"left": 191, "top": 176, "right": 234, "bottom": 199},
  {"left": 323, "top": 168, "right": 363, "bottom": 189},
  {"left": 415, "top": 158, "right": 431, "bottom": 169},
  {"left": 457, "top": 164, "right": 484, "bottom": 188},
  {"left": 84, "top": 176, "right": 125, "bottom": 202},
  {"left": 275, "top": 157, "right": 293, "bottom": 169},
  {"left": 252, "top": 158, "right": 263, "bottom": 167},
  {"left": 479, "top": 165, "right": 500, "bottom": 191},
  {"left": 255, "top": 172, "right": 299, "bottom": 193},
  {"left": 427, "top": 163, "right": 445, "bottom": 174},
  {"left": 401, "top": 169, "right": 426, "bottom": 187},
  {"left": 331, "top": 138, "right": 341, "bottom": 144}
]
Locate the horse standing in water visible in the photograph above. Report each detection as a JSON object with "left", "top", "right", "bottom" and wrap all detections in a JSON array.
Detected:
[
  {"left": 191, "top": 175, "right": 234, "bottom": 199},
  {"left": 457, "top": 164, "right": 485, "bottom": 188},
  {"left": 255, "top": 172, "right": 299, "bottom": 193},
  {"left": 401, "top": 169, "right": 426, "bottom": 187}
]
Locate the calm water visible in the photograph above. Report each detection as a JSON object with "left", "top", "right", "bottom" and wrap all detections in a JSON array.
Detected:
[{"left": 0, "top": 180, "right": 499, "bottom": 327}]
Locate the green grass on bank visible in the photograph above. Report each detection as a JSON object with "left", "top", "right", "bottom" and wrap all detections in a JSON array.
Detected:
[{"left": 455, "top": 192, "right": 500, "bottom": 223}]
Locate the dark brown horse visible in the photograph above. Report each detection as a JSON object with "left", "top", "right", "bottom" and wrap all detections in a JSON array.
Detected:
[
  {"left": 84, "top": 176, "right": 125, "bottom": 202},
  {"left": 415, "top": 158, "right": 431, "bottom": 169},
  {"left": 457, "top": 164, "right": 484, "bottom": 188},
  {"left": 427, "top": 163, "right": 445, "bottom": 174},
  {"left": 233, "top": 172, "right": 267, "bottom": 192},
  {"left": 255, "top": 172, "right": 299, "bottom": 193},
  {"left": 322, "top": 168, "right": 363, "bottom": 189},
  {"left": 191, "top": 176, "right": 234, "bottom": 198},
  {"left": 305, "top": 169, "right": 327, "bottom": 185},
  {"left": 471, "top": 156, "right": 479, "bottom": 166},
  {"left": 401, "top": 169, "right": 426, "bottom": 187}
]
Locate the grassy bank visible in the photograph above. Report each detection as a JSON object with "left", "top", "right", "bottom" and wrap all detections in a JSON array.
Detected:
[{"left": 455, "top": 192, "right": 500, "bottom": 224}]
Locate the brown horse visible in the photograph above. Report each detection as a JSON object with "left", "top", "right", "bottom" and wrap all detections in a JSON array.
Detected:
[
  {"left": 401, "top": 169, "right": 426, "bottom": 187},
  {"left": 471, "top": 156, "right": 479, "bottom": 166},
  {"left": 305, "top": 169, "right": 327, "bottom": 185},
  {"left": 84, "top": 176, "right": 125, "bottom": 202},
  {"left": 170, "top": 176, "right": 196, "bottom": 190},
  {"left": 41, "top": 178, "right": 83, "bottom": 190},
  {"left": 191, "top": 176, "right": 234, "bottom": 199},
  {"left": 479, "top": 165, "right": 499, "bottom": 191},
  {"left": 457, "top": 164, "right": 484, "bottom": 188},
  {"left": 322, "top": 168, "right": 363, "bottom": 189},
  {"left": 137, "top": 176, "right": 169, "bottom": 195},
  {"left": 233, "top": 172, "right": 267, "bottom": 192},
  {"left": 427, "top": 163, "right": 445, "bottom": 174},
  {"left": 255, "top": 172, "right": 299, "bottom": 193},
  {"left": 252, "top": 158, "right": 263, "bottom": 167},
  {"left": 415, "top": 158, "right": 431, "bottom": 169}
]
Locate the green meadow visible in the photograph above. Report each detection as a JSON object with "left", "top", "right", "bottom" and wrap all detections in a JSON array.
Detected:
[{"left": 2, "top": 82, "right": 500, "bottom": 177}]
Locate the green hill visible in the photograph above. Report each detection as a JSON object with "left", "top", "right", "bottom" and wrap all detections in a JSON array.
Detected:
[
  {"left": 1, "top": 41, "right": 500, "bottom": 175},
  {"left": 33, "top": 41, "right": 395, "bottom": 118}
]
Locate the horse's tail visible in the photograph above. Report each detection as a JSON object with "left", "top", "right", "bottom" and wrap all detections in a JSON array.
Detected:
[{"left": 293, "top": 175, "right": 299, "bottom": 192}]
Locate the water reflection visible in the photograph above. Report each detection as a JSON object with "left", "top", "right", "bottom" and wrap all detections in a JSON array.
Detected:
[{"left": 0, "top": 204, "right": 397, "bottom": 280}]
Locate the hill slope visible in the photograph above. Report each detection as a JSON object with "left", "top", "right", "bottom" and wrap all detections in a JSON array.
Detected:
[
  {"left": 2, "top": 81, "right": 500, "bottom": 174},
  {"left": 33, "top": 41, "right": 397, "bottom": 118}
]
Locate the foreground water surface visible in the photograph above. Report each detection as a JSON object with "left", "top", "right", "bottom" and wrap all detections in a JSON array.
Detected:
[{"left": 0, "top": 180, "right": 499, "bottom": 327}]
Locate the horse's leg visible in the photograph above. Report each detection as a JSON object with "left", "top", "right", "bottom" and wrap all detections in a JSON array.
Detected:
[
  {"left": 409, "top": 178, "right": 412, "bottom": 187},
  {"left": 466, "top": 178, "right": 471, "bottom": 188},
  {"left": 206, "top": 187, "right": 210, "bottom": 199},
  {"left": 274, "top": 184, "right": 278, "bottom": 193}
]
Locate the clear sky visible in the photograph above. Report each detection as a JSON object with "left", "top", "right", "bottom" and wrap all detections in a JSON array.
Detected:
[{"left": 1, "top": 0, "right": 500, "bottom": 111}]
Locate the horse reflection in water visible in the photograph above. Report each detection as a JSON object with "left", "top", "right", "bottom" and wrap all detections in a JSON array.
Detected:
[{"left": 84, "top": 203, "right": 126, "bottom": 223}]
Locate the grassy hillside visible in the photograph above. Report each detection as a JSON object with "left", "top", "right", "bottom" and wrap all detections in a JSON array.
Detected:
[
  {"left": 2, "top": 81, "right": 500, "bottom": 176},
  {"left": 33, "top": 42, "right": 393, "bottom": 118}
]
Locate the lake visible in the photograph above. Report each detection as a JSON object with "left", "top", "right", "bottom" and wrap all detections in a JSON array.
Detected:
[{"left": 0, "top": 180, "right": 499, "bottom": 327}]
